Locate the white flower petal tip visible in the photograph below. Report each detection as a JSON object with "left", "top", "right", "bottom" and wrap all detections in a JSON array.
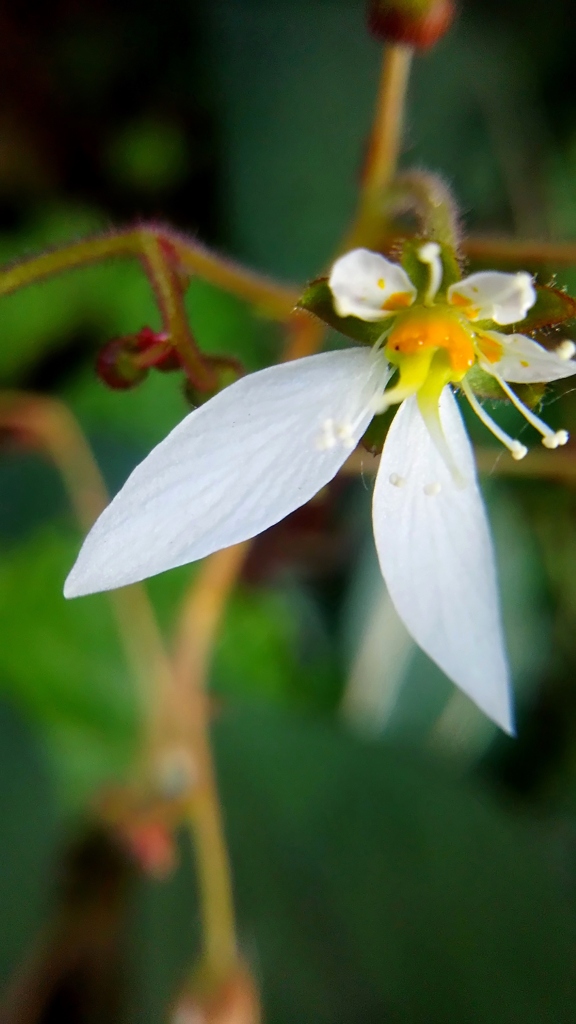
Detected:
[
  {"left": 448, "top": 270, "right": 536, "bottom": 326},
  {"left": 328, "top": 248, "right": 417, "bottom": 322},
  {"left": 64, "top": 348, "right": 389, "bottom": 598},
  {"left": 479, "top": 331, "right": 576, "bottom": 383},
  {"left": 372, "top": 389, "right": 514, "bottom": 733}
]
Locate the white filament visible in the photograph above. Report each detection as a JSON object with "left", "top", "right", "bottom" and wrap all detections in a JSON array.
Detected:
[
  {"left": 461, "top": 379, "right": 528, "bottom": 460},
  {"left": 494, "top": 374, "right": 569, "bottom": 449}
]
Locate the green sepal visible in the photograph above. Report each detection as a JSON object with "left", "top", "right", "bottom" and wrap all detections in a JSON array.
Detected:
[
  {"left": 296, "top": 279, "right": 388, "bottom": 346},
  {"left": 400, "top": 238, "right": 461, "bottom": 299},
  {"left": 499, "top": 284, "right": 576, "bottom": 334}
]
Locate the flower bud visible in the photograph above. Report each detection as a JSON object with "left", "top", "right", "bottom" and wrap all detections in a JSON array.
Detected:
[
  {"left": 96, "top": 336, "right": 149, "bottom": 390},
  {"left": 368, "top": 0, "right": 455, "bottom": 49},
  {"left": 173, "top": 966, "right": 260, "bottom": 1024},
  {"left": 96, "top": 328, "right": 181, "bottom": 389}
]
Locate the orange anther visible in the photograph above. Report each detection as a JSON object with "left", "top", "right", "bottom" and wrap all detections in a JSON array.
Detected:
[
  {"left": 477, "top": 332, "right": 504, "bottom": 365},
  {"left": 382, "top": 291, "right": 414, "bottom": 311}
]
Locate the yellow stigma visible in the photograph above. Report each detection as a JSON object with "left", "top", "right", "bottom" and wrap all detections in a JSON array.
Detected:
[{"left": 386, "top": 307, "right": 475, "bottom": 378}]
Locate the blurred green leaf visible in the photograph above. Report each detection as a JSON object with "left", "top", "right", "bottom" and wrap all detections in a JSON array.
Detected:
[{"left": 0, "top": 528, "right": 139, "bottom": 805}]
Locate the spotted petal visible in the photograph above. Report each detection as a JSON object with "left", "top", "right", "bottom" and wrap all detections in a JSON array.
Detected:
[
  {"left": 448, "top": 271, "right": 536, "bottom": 326},
  {"left": 372, "top": 388, "right": 513, "bottom": 732},
  {"left": 65, "top": 348, "right": 389, "bottom": 597},
  {"left": 478, "top": 330, "right": 576, "bottom": 383},
  {"left": 329, "top": 248, "right": 417, "bottom": 323}
]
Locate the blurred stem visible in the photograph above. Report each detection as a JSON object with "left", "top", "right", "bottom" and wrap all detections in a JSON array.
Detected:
[
  {"left": 171, "top": 310, "right": 326, "bottom": 986},
  {"left": 0, "top": 392, "right": 172, "bottom": 739},
  {"left": 343, "top": 43, "right": 413, "bottom": 251},
  {"left": 0, "top": 226, "right": 298, "bottom": 319},
  {"left": 173, "top": 544, "right": 249, "bottom": 980},
  {"left": 464, "top": 235, "right": 576, "bottom": 267},
  {"left": 282, "top": 311, "right": 325, "bottom": 361}
]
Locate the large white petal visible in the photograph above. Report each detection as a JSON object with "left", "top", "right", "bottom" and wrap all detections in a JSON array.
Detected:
[
  {"left": 329, "top": 248, "right": 416, "bottom": 322},
  {"left": 372, "top": 388, "right": 513, "bottom": 733},
  {"left": 448, "top": 270, "right": 535, "bottom": 326},
  {"left": 479, "top": 330, "right": 576, "bottom": 383},
  {"left": 65, "top": 348, "right": 389, "bottom": 597}
]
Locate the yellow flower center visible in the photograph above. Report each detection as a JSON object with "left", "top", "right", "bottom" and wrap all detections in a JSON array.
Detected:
[{"left": 386, "top": 307, "right": 476, "bottom": 377}]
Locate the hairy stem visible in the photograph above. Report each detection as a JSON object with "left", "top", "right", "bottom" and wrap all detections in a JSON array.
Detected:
[
  {"left": 0, "top": 225, "right": 298, "bottom": 319},
  {"left": 385, "top": 170, "right": 461, "bottom": 249},
  {"left": 140, "top": 234, "right": 216, "bottom": 389}
]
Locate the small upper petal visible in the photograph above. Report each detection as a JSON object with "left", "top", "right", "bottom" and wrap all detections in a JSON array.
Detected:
[
  {"left": 478, "top": 330, "right": 576, "bottom": 383},
  {"left": 372, "top": 388, "right": 513, "bottom": 733},
  {"left": 65, "top": 348, "right": 389, "bottom": 597},
  {"left": 448, "top": 270, "right": 536, "bottom": 326},
  {"left": 329, "top": 248, "right": 417, "bottom": 323}
]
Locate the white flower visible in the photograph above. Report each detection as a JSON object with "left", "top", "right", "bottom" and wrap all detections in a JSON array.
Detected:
[{"left": 65, "top": 244, "right": 576, "bottom": 734}]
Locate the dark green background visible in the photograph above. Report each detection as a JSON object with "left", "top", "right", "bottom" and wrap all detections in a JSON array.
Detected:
[{"left": 1, "top": 1, "right": 576, "bottom": 1021}]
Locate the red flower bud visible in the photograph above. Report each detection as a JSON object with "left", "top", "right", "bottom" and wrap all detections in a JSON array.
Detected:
[
  {"left": 96, "top": 328, "right": 182, "bottom": 389},
  {"left": 368, "top": 0, "right": 455, "bottom": 49},
  {"left": 96, "top": 336, "right": 149, "bottom": 390}
]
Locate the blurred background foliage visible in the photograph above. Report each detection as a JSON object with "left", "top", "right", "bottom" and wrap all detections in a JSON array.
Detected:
[{"left": 1, "top": 0, "right": 576, "bottom": 1021}]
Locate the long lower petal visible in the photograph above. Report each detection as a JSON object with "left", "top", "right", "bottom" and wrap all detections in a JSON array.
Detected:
[
  {"left": 372, "top": 388, "right": 513, "bottom": 733},
  {"left": 65, "top": 348, "right": 387, "bottom": 596}
]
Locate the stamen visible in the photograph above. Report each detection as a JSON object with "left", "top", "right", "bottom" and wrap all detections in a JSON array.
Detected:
[
  {"left": 335, "top": 421, "right": 357, "bottom": 449},
  {"left": 389, "top": 473, "right": 406, "bottom": 487},
  {"left": 494, "top": 374, "right": 569, "bottom": 449},
  {"left": 556, "top": 340, "right": 576, "bottom": 361},
  {"left": 418, "top": 242, "right": 443, "bottom": 305},
  {"left": 461, "top": 379, "right": 528, "bottom": 460},
  {"left": 317, "top": 418, "right": 338, "bottom": 450},
  {"left": 423, "top": 482, "right": 442, "bottom": 496}
]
